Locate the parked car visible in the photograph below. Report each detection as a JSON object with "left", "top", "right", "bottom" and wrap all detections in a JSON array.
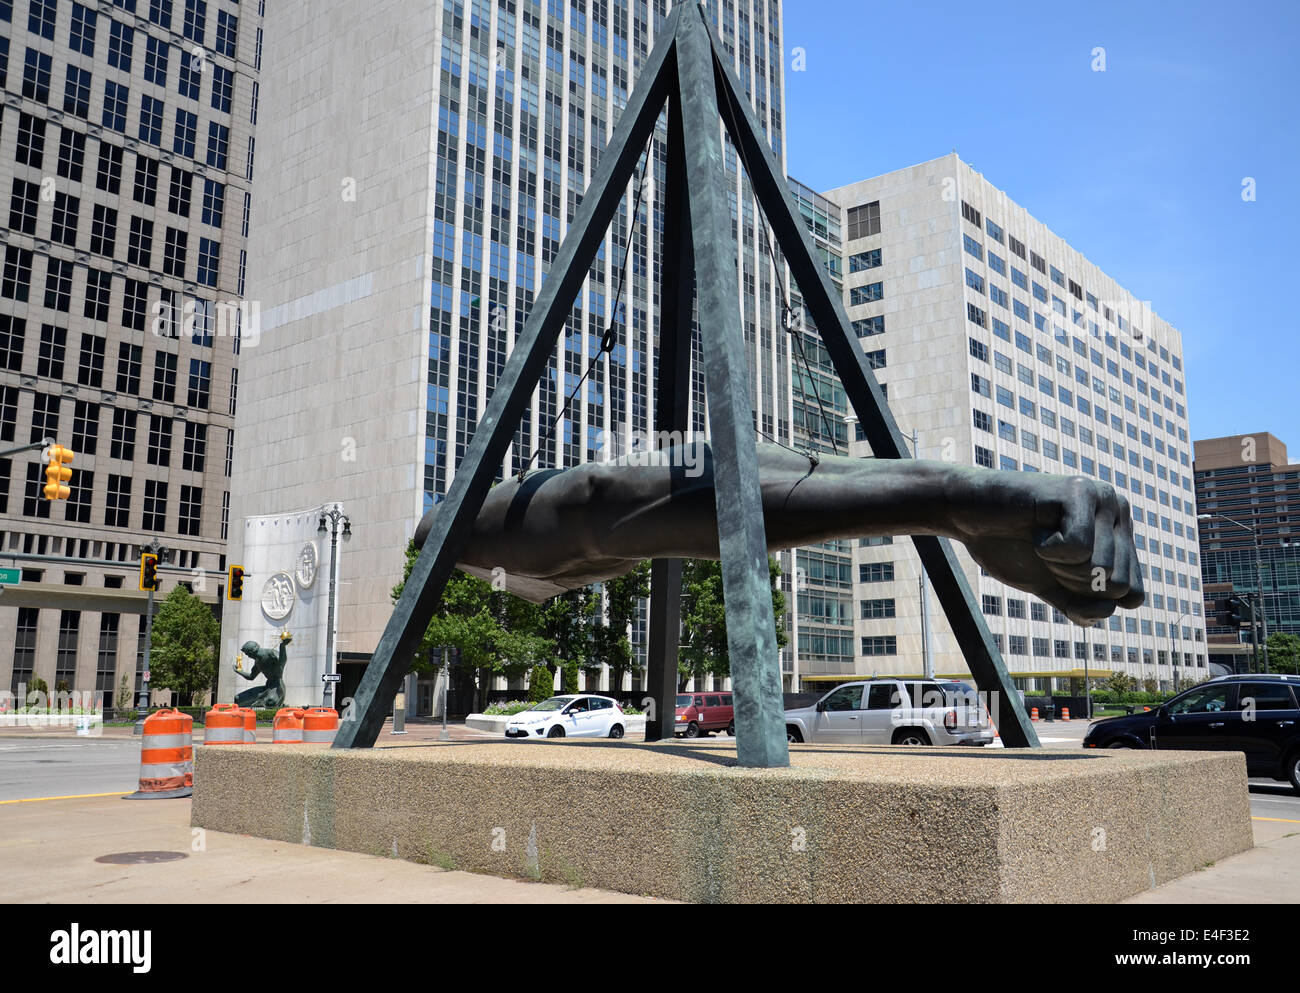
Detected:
[
  {"left": 675, "top": 692, "right": 735, "bottom": 737},
  {"left": 1083, "top": 674, "right": 1300, "bottom": 791},
  {"left": 784, "top": 678, "right": 994, "bottom": 746},
  {"left": 504, "top": 695, "right": 627, "bottom": 739}
]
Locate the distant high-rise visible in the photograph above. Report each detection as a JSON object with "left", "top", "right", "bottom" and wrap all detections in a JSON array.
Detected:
[
  {"left": 810, "top": 154, "right": 1206, "bottom": 692},
  {"left": 222, "top": 0, "right": 792, "bottom": 706},
  {"left": 1194, "top": 432, "right": 1300, "bottom": 671},
  {"left": 1, "top": 0, "right": 263, "bottom": 704}
]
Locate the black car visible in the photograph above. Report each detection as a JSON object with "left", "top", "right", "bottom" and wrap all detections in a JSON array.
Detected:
[{"left": 1083, "top": 674, "right": 1300, "bottom": 791}]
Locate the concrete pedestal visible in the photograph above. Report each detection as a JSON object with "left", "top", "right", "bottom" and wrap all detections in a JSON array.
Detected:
[{"left": 191, "top": 741, "right": 1253, "bottom": 903}]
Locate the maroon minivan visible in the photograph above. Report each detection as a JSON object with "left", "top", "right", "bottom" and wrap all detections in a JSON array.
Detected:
[{"left": 674, "top": 692, "right": 735, "bottom": 737}]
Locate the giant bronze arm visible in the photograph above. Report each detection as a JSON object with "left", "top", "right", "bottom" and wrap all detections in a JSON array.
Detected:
[{"left": 415, "top": 442, "right": 1144, "bottom": 625}]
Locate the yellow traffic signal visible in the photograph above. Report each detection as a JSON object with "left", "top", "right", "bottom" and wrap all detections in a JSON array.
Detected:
[
  {"left": 43, "top": 445, "right": 75, "bottom": 501},
  {"left": 227, "top": 565, "right": 245, "bottom": 601},
  {"left": 139, "top": 553, "right": 160, "bottom": 592}
]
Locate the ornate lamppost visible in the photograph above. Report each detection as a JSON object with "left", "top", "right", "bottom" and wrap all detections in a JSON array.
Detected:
[{"left": 317, "top": 505, "right": 352, "bottom": 707}]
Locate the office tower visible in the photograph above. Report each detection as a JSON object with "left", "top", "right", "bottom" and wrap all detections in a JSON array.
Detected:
[
  {"left": 1195, "top": 432, "right": 1300, "bottom": 672},
  {"left": 0, "top": 0, "right": 263, "bottom": 704},
  {"left": 221, "top": 0, "right": 790, "bottom": 706},
  {"left": 816, "top": 153, "right": 1207, "bottom": 692}
]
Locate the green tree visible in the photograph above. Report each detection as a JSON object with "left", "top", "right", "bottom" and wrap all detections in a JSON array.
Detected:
[
  {"left": 678, "top": 557, "right": 788, "bottom": 690},
  {"left": 593, "top": 560, "right": 650, "bottom": 693},
  {"left": 1266, "top": 632, "right": 1300, "bottom": 675},
  {"left": 115, "top": 672, "right": 133, "bottom": 712},
  {"left": 538, "top": 589, "right": 599, "bottom": 692},
  {"left": 149, "top": 586, "right": 220, "bottom": 705},
  {"left": 1105, "top": 672, "right": 1137, "bottom": 695},
  {"left": 391, "top": 540, "right": 557, "bottom": 711}
]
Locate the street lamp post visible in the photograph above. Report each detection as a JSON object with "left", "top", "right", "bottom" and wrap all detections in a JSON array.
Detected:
[
  {"left": 134, "top": 539, "right": 171, "bottom": 735},
  {"left": 1170, "top": 611, "right": 1193, "bottom": 692},
  {"left": 1199, "top": 513, "right": 1268, "bottom": 673},
  {"left": 317, "top": 505, "right": 352, "bottom": 708}
]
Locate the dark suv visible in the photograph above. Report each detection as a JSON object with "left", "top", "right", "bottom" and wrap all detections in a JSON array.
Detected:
[{"left": 1083, "top": 674, "right": 1300, "bottom": 791}]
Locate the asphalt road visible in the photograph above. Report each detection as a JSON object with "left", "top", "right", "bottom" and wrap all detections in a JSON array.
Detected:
[
  {"left": 0, "top": 737, "right": 143, "bottom": 801},
  {"left": 1, "top": 736, "right": 1297, "bottom": 823}
]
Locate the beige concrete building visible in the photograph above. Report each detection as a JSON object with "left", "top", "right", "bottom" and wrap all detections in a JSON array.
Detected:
[
  {"left": 220, "top": 0, "right": 793, "bottom": 709},
  {"left": 817, "top": 154, "right": 1207, "bottom": 691}
]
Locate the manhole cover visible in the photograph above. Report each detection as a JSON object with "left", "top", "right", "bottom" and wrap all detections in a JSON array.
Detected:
[{"left": 95, "top": 851, "right": 189, "bottom": 865}]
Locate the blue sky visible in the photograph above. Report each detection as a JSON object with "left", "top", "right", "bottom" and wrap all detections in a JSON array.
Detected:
[{"left": 782, "top": 0, "right": 1300, "bottom": 455}]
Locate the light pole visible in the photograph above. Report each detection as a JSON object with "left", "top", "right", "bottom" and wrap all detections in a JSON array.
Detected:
[
  {"left": 134, "top": 539, "right": 171, "bottom": 735},
  {"left": 1170, "top": 610, "right": 1193, "bottom": 692},
  {"left": 1199, "top": 513, "right": 1268, "bottom": 673},
  {"left": 317, "top": 505, "right": 352, "bottom": 708}
]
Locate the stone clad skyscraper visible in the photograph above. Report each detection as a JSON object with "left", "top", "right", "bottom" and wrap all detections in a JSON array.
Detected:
[{"left": 222, "top": 0, "right": 792, "bottom": 703}]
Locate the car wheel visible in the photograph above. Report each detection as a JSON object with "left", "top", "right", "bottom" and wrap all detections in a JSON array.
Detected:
[
  {"left": 892, "top": 729, "right": 929, "bottom": 746},
  {"left": 726, "top": 720, "right": 735, "bottom": 737},
  {"left": 1106, "top": 739, "right": 1136, "bottom": 749},
  {"left": 547, "top": 725, "right": 565, "bottom": 738},
  {"left": 787, "top": 726, "right": 803, "bottom": 743},
  {"left": 608, "top": 724, "right": 624, "bottom": 739},
  {"left": 684, "top": 722, "right": 700, "bottom": 738},
  {"left": 1287, "top": 749, "right": 1300, "bottom": 793}
]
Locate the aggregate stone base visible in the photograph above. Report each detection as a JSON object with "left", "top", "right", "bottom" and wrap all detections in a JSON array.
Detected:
[{"left": 191, "top": 741, "right": 1253, "bottom": 903}]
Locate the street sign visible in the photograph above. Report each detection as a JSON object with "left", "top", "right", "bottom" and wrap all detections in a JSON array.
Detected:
[
  {"left": 142, "top": 671, "right": 151, "bottom": 682},
  {"left": 322, "top": 673, "right": 342, "bottom": 683},
  {"left": 0, "top": 568, "right": 20, "bottom": 585}
]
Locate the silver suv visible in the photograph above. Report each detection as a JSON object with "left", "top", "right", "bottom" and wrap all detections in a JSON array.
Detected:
[{"left": 784, "top": 678, "right": 994, "bottom": 746}]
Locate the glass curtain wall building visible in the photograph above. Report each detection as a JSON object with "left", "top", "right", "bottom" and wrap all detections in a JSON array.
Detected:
[{"left": 224, "top": 0, "right": 793, "bottom": 698}]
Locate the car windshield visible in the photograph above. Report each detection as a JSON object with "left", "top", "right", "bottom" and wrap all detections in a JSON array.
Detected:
[
  {"left": 676, "top": 695, "right": 692, "bottom": 707},
  {"left": 529, "top": 697, "right": 574, "bottom": 712}
]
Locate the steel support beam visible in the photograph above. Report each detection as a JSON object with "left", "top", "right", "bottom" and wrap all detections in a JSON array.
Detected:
[
  {"left": 644, "top": 96, "right": 695, "bottom": 743},
  {"left": 334, "top": 10, "right": 683, "bottom": 748},
  {"left": 703, "top": 18, "right": 1039, "bottom": 747},
  {"left": 676, "top": 10, "right": 787, "bottom": 767}
]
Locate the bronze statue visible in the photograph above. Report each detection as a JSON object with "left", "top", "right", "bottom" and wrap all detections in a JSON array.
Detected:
[
  {"left": 416, "top": 442, "right": 1144, "bottom": 626},
  {"left": 232, "top": 632, "right": 293, "bottom": 709}
]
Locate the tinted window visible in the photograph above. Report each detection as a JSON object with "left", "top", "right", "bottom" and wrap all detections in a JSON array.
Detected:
[
  {"left": 567, "top": 698, "right": 590, "bottom": 713},
  {"left": 1169, "top": 685, "right": 1232, "bottom": 715},
  {"left": 867, "top": 684, "right": 896, "bottom": 710},
  {"left": 591, "top": 698, "right": 612, "bottom": 711},
  {"left": 694, "top": 696, "right": 705, "bottom": 707},
  {"left": 906, "top": 682, "right": 946, "bottom": 709},
  {"left": 822, "top": 685, "right": 864, "bottom": 711},
  {"left": 705, "top": 695, "right": 721, "bottom": 707},
  {"left": 721, "top": 694, "right": 732, "bottom": 705},
  {"left": 676, "top": 695, "right": 692, "bottom": 707},
  {"left": 1237, "top": 682, "right": 1297, "bottom": 712}
]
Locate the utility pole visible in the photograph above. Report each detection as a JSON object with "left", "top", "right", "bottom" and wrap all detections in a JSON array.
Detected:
[{"left": 134, "top": 539, "right": 170, "bottom": 734}]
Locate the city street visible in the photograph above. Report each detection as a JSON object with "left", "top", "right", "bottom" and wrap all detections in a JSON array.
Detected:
[{"left": 3, "top": 730, "right": 1296, "bottom": 823}]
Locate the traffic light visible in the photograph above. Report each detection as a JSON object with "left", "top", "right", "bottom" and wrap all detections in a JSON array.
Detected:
[
  {"left": 227, "top": 565, "right": 245, "bottom": 601},
  {"left": 1215, "top": 596, "right": 1250, "bottom": 627},
  {"left": 139, "top": 553, "right": 160, "bottom": 592},
  {"left": 43, "top": 445, "right": 74, "bottom": 501}
]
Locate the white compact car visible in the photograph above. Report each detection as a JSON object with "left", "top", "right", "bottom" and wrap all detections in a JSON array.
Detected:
[{"left": 504, "top": 695, "right": 627, "bottom": 740}]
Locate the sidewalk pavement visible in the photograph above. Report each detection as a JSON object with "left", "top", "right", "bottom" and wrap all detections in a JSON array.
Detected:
[
  {"left": 1, "top": 793, "right": 664, "bottom": 903},
  {"left": 1123, "top": 815, "right": 1300, "bottom": 904}
]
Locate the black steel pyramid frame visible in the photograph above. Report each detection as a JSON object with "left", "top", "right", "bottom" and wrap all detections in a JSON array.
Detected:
[{"left": 334, "top": 5, "right": 1040, "bottom": 761}]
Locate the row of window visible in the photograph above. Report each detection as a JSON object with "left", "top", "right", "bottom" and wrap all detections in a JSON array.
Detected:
[
  {"left": 961, "top": 201, "right": 1183, "bottom": 378},
  {"left": 8, "top": 460, "right": 205, "bottom": 536},
  {"left": 23, "top": 0, "right": 235, "bottom": 54}
]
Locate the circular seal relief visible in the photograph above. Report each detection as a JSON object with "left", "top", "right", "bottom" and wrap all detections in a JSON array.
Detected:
[
  {"left": 296, "top": 541, "right": 319, "bottom": 590},
  {"left": 261, "top": 572, "right": 296, "bottom": 621}
]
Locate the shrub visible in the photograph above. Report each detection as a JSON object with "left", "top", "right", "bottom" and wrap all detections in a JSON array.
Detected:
[
  {"left": 528, "top": 666, "right": 554, "bottom": 703},
  {"left": 484, "top": 700, "right": 533, "bottom": 716}
]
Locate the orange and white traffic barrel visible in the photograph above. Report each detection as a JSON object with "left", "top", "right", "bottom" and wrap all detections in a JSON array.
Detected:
[
  {"left": 1030, "top": 707, "right": 1039, "bottom": 722},
  {"left": 273, "top": 708, "right": 306, "bottom": 744},
  {"left": 239, "top": 707, "right": 257, "bottom": 743},
  {"left": 124, "top": 709, "right": 193, "bottom": 799},
  {"left": 1061, "top": 707, "right": 1071, "bottom": 721},
  {"left": 302, "top": 707, "right": 339, "bottom": 744},
  {"left": 203, "top": 703, "right": 245, "bottom": 745}
]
